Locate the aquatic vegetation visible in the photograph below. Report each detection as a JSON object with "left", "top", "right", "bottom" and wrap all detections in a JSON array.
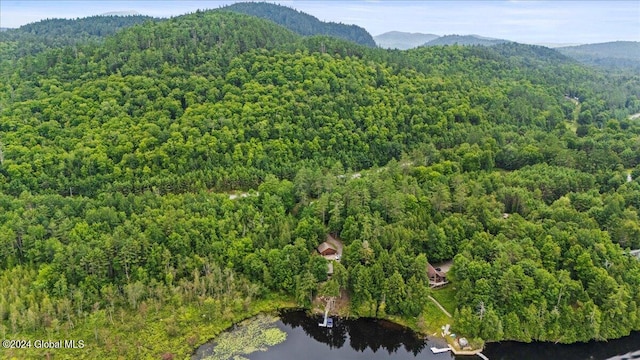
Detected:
[{"left": 205, "top": 315, "right": 287, "bottom": 360}]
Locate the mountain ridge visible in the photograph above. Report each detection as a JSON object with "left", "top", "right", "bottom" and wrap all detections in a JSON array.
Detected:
[
  {"left": 556, "top": 41, "right": 640, "bottom": 71},
  {"left": 423, "top": 34, "right": 511, "bottom": 47},
  {"left": 557, "top": 41, "right": 640, "bottom": 56},
  {"left": 374, "top": 31, "right": 439, "bottom": 50},
  {"left": 100, "top": 10, "right": 141, "bottom": 16},
  {"left": 221, "top": 1, "right": 376, "bottom": 47},
  {"left": 0, "top": 15, "right": 158, "bottom": 59}
]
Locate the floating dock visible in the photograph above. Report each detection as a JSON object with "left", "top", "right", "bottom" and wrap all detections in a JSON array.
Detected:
[{"left": 430, "top": 346, "right": 452, "bottom": 354}]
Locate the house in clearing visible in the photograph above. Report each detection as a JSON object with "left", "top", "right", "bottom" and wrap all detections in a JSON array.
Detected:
[
  {"left": 317, "top": 242, "right": 337, "bottom": 256},
  {"left": 428, "top": 263, "right": 448, "bottom": 288}
]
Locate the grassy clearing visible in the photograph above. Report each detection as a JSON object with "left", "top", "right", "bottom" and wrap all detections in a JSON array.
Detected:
[
  {"left": 431, "top": 286, "right": 457, "bottom": 315},
  {"left": 381, "top": 288, "right": 457, "bottom": 338},
  {"left": 381, "top": 301, "right": 450, "bottom": 339},
  {"left": 420, "top": 300, "right": 452, "bottom": 335}
]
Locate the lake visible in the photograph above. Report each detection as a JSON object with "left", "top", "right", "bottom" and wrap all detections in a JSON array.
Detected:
[
  {"left": 193, "top": 311, "right": 640, "bottom": 360},
  {"left": 483, "top": 332, "right": 640, "bottom": 360}
]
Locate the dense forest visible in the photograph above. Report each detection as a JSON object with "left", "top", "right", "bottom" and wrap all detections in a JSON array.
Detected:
[
  {"left": 0, "top": 15, "right": 157, "bottom": 60},
  {"left": 1, "top": 7, "right": 640, "bottom": 359},
  {"left": 221, "top": 2, "right": 377, "bottom": 47}
]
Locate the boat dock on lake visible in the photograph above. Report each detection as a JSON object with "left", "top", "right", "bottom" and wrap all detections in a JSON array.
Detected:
[
  {"left": 430, "top": 346, "right": 451, "bottom": 353},
  {"left": 318, "top": 297, "right": 335, "bottom": 328},
  {"left": 430, "top": 345, "right": 489, "bottom": 359}
]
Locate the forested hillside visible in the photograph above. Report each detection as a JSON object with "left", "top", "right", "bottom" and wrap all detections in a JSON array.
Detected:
[
  {"left": 557, "top": 41, "right": 640, "bottom": 72},
  {"left": 0, "top": 15, "right": 157, "bottom": 60},
  {"left": 1, "top": 9, "right": 640, "bottom": 359},
  {"left": 222, "top": 2, "right": 376, "bottom": 47}
]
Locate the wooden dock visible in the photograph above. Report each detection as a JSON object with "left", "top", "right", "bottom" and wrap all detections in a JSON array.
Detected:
[
  {"left": 318, "top": 297, "right": 335, "bottom": 328},
  {"left": 449, "top": 346, "right": 489, "bottom": 359}
]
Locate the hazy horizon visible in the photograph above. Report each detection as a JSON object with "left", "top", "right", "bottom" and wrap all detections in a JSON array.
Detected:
[{"left": 1, "top": 1, "right": 638, "bottom": 45}]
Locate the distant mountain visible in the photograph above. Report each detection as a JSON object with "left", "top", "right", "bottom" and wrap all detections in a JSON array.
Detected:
[
  {"left": 558, "top": 41, "right": 640, "bottom": 60},
  {"left": 0, "top": 27, "right": 9, "bottom": 32},
  {"left": 493, "top": 42, "right": 573, "bottom": 64},
  {"left": 100, "top": 11, "right": 141, "bottom": 16},
  {"left": 221, "top": 2, "right": 376, "bottom": 47},
  {"left": 534, "top": 42, "right": 582, "bottom": 49},
  {"left": 556, "top": 41, "right": 640, "bottom": 71},
  {"left": 424, "top": 34, "right": 510, "bottom": 47},
  {"left": 374, "top": 31, "right": 439, "bottom": 50}
]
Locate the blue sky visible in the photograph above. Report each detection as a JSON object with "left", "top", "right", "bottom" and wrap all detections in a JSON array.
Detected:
[{"left": 1, "top": 1, "right": 638, "bottom": 44}]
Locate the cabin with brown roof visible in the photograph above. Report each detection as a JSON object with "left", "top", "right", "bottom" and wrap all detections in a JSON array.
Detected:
[
  {"left": 428, "top": 263, "right": 448, "bottom": 288},
  {"left": 317, "top": 242, "right": 337, "bottom": 256}
]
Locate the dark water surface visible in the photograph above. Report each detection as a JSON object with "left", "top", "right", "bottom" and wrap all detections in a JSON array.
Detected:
[
  {"left": 248, "top": 311, "right": 459, "bottom": 360},
  {"left": 195, "top": 310, "right": 640, "bottom": 360},
  {"left": 483, "top": 332, "right": 640, "bottom": 360}
]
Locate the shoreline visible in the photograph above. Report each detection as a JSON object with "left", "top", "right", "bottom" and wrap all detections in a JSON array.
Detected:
[
  {"left": 194, "top": 304, "right": 640, "bottom": 358},
  {"left": 306, "top": 305, "right": 478, "bottom": 351},
  {"left": 189, "top": 298, "right": 298, "bottom": 358}
]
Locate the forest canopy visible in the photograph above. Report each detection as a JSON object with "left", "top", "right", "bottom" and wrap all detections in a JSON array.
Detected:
[{"left": 1, "top": 8, "right": 640, "bottom": 359}]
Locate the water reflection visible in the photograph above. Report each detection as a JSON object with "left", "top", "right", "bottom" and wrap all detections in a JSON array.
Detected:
[
  {"left": 278, "top": 311, "right": 428, "bottom": 356},
  {"left": 193, "top": 310, "right": 640, "bottom": 360},
  {"left": 245, "top": 310, "right": 455, "bottom": 360},
  {"left": 483, "top": 332, "right": 640, "bottom": 360}
]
